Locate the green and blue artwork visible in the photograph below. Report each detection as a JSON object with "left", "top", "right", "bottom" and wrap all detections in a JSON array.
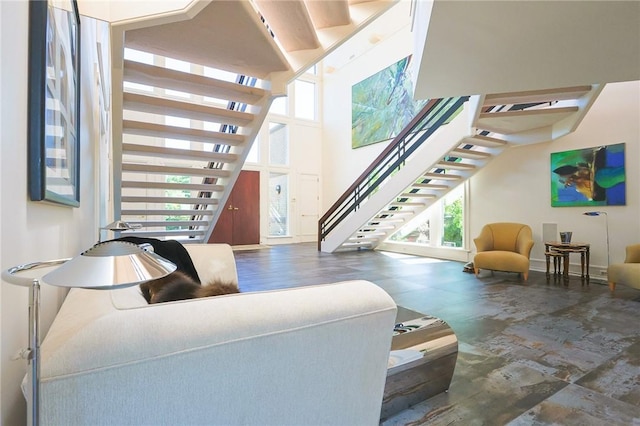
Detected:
[
  {"left": 351, "top": 55, "right": 426, "bottom": 149},
  {"left": 551, "top": 143, "right": 626, "bottom": 207}
]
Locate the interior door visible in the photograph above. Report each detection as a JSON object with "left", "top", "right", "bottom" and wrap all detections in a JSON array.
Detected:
[
  {"left": 298, "top": 173, "right": 319, "bottom": 238},
  {"left": 209, "top": 170, "right": 260, "bottom": 245}
]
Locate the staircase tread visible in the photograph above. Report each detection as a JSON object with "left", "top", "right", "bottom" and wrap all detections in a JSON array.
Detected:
[
  {"left": 122, "top": 163, "right": 231, "bottom": 178},
  {"left": 123, "top": 92, "right": 254, "bottom": 126},
  {"left": 122, "top": 181, "right": 224, "bottom": 192},
  {"left": 483, "top": 85, "right": 592, "bottom": 107},
  {"left": 124, "top": 59, "right": 267, "bottom": 104},
  {"left": 123, "top": 120, "right": 245, "bottom": 146},
  {"left": 122, "top": 209, "right": 214, "bottom": 216},
  {"left": 126, "top": 220, "right": 210, "bottom": 227},
  {"left": 122, "top": 143, "right": 238, "bottom": 162},
  {"left": 122, "top": 196, "right": 219, "bottom": 204}
]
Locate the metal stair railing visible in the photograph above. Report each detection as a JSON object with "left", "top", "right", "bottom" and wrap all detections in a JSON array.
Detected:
[{"left": 317, "top": 96, "right": 469, "bottom": 250}]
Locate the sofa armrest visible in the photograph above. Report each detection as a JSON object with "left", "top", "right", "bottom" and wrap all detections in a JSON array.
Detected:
[{"left": 39, "top": 280, "right": 396, "bottom": 425}]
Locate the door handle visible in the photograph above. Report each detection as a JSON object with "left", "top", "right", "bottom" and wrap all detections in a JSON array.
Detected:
[{"left": 227, "top": 205, "right": 233, "bottom": 210}]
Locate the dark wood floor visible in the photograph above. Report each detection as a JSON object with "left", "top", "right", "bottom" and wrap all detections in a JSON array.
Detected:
[{"left": 234, "top": 243, "right": 640, "bottom": 425}]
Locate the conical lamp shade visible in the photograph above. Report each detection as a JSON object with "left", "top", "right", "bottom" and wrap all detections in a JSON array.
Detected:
[
  {"left": 43, "top": 241, "right": 176, "bottom": 289},
  {"left": 101, "top": 220, "right": 142, "bottom": 231}
]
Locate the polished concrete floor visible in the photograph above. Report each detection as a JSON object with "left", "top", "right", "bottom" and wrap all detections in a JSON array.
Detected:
[{"left": 233, "top": 243, "right": 640, "bottom": 425}]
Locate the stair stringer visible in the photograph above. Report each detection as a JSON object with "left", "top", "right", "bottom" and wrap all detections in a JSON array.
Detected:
[{"left": 320, "top": 104, "right": 477, "bottom": 252}]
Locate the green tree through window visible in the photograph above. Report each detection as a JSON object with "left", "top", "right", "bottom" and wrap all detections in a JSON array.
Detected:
[
  {"left": 165, "top": 175, "right": 191, "bottom": 230},
  {"left": 442, "top": 197, "right": 463, "bottom": 247}
]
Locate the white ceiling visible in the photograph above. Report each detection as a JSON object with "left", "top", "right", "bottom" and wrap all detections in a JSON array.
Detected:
[{"left": 414, "top": 0, "right": 640, "bottom": 99}]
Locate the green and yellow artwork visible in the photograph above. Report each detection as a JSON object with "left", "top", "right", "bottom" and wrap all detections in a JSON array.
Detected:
[
  {"left": 550, "top": 143, "right": 626, "bottom": 207},
  {"left": 351, "top": 56, "right": 426, "bottom": 149}
]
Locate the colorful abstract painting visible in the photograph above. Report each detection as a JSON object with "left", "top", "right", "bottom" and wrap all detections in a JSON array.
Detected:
[
  {"left": 351, "top": 56, "right": 426, "bottom": 149},
  {"left": 551, "top": 143, "right": 626, "bottom": 207}
]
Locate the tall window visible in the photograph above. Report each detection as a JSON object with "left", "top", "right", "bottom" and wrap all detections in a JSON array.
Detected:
[
  {"left": 245, "top": 135, "right": 260, "bottom": 164},
  {"left": 389, "top": 185, "right": 465, "bottom": 248},
  {"left": 269, "top": 173, "right": 289, "bottom": 236},
  {"left": 164, "top": 58, "right": 190, "bottom": 98},
  {"left": 270, "top": 96, "right": 288, "bottom": 116},
  {"left": 441, "top": 188, "right": 464, "bottom": 247},
  {"left": 269, "top": 122, "right": 289, "bottom": 166},
  {"left": 294, "top": 80, "right": 316, "bottom": 120}
]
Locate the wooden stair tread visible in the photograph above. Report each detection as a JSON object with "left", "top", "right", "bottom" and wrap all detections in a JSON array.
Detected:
[
  {"left": 123, "top": 120, "right": 245, "bottom": 146},
  {"left": 122, "top": 196, "right": 219, "bottom": 204},
  {"left": 124, "top": 60, "right": 266, "bottom": 104},
  {"left": 122, "top": 181, "right": 224, "bottom": 192},
  {"left": 123, "top": 93, "right": 254, "bottom": 126},
  {"left": 122, "top": 163, "right": 231, "bottom": 178},
  {"left": 122, "top": 209, "right": 214, "bottom": 216},
  {"left": 483, "top": 85, "right": 592, "bottom": 107},
  {"left": 122, "top": 143, "right": 238, "bottom": 163}
]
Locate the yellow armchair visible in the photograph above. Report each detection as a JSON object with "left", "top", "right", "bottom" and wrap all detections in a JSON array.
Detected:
[
  {"left": 473, "top": 223, "right": 534, "bottom": 280},
  {"left": 608, "top": 244, "right": 640, "bottom": 291}
]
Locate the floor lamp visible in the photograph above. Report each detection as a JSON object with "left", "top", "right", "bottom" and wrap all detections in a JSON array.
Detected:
[
  {"left": 1, "top": 241, "right": 176, "bottom": 426},
  {"left": 583, "top": 211, "right": 610, "bottom": 267}
]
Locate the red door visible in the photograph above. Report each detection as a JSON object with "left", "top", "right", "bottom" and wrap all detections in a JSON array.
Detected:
[{"left": 209, "top": 170, "right": 260, "bottom": 245}]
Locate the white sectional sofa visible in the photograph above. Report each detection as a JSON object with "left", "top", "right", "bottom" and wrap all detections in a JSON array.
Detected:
[{"left": 36, "top": 244, "right": 397, "bottom": 425}]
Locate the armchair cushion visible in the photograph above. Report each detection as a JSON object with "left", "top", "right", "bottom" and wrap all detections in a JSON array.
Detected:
[{"left": 473, "top": 223, "right": 534, "bottom": 279}]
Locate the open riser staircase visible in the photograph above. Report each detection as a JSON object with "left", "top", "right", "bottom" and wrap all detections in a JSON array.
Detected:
[
  {"left": 117, "top": 57, "right": 271, "bottom": 241},
  {"left": 111, "top": 0, "right": 399, "bottom": 242},
  {"left": 319, "top": 84, "right": 603, "bottom": 252}
]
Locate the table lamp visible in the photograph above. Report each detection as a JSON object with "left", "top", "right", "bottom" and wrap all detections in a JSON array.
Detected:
[
  {"left": 1, "top": 241, "right": 176, "bottom": 426},
  {"left": 583, "top": 211, "right": 609, "bottom": 267},
  {"left": 99, "top": 220, "right": 142, "bottom": 241}
]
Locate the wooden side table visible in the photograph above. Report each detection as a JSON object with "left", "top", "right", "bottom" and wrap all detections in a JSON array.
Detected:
[{"left": 544, "top": 241, "right": 590, "bottom": 282}]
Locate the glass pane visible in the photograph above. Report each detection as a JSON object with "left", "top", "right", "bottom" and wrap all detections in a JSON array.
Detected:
[
  {"left": 165, "top": 117, "right": 190, "bottom": 149},
  {"left": 389, "top": 214, "right": 430, "bottom": 244},
  {"left": 165, "top": 175, "right": 191, "bottom": 230},
  {"left": 269, "top": 173, "right": 289, "bottom": 236},
  {"left": 203, "top": 66, "right": 238, "bottom": 83},
  {"left": 269, "top": 122, "right": 288, "bottom": 166},
  {"left": 270, "top": 96, "right": 287, "bottom": 115},
  {"left": 441, "top": 187, "right": 464, "bottom": 248},
  {"left": 389, "top": 184, "right": 465, "bottom": 247},
  {"left": 294, "top": 80, "right": 315, "bottom": 120},
  {"left": 124, "top": 48, "right": 153, "bottom": 64},
  {"left": 165, "top": 58, "right": 190, "bottom": 72}
]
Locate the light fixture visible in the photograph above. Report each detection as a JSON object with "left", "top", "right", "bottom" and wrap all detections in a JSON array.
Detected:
[
  {"left": 583, "top": 211, "right": 610, "bottom": 268},
  {"left": 100, "top": 220, "right": 142, "bottom": 232},
  {"left": 1, "top": 241, "right": 176, "bottom": 426}
]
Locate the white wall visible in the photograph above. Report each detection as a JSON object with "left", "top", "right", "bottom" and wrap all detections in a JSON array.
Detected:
[
  {"left": 322, "top": 6, "right": 413, "bottom": 208},
  {"left": 0, "top": 3, "right": 109, "bottom": 423},
  {"left": 322, "top": 10, "right": 639, "bottom": 277},
  {"left": 470, "top": 81, "right": 640, "bottom": 275}
]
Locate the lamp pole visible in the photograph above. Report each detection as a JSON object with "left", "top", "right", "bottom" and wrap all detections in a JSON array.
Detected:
[
  {"left": 2, "top": 242, "right": 175, "bottom": 426},
  {"left": 583, "top": 211, "right": 609, "bottom": 268}
]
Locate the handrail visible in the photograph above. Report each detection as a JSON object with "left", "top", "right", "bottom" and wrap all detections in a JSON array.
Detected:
[{"left": 317, "top": 96, "right": 468, "bottom": 250}]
